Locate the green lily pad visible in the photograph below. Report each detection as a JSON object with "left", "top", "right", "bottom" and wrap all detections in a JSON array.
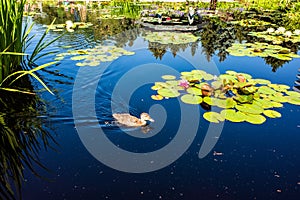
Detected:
[
  {"left": 186, "top": 87, "right": 202, "bottom": 95},
  {"left": 257, "top": 86, "right": 277, "bottom": 95},
  {"left": 181, "top": 94, "right": 202, "bottom": 104},
  {"left": 235, "top": 104, "right": 264, "bottom": 114},
  {"left": 162, "top": 75, "right": 176, "bottom": 80},
  {"left": 157, "top": 88, "right": 180, "bottom": 98},
  {"left": 71, "top": 55, "right": 89, "bottom": 60},
  {"left": 245, "top": 113, "right": 266, "bottom": 124},
  {"left": 286, "top": 96, "right": 300, "bottom": 105},
  {"left": 221, "top": 109, "right": 246, "bottom": 122},
  {"left": 263, "top": 110, "right": 282, "bottom": 118},
  {"left": 203, "top": 112, "right": 224, "bottom": 123},
  {"left": 285, "top": 91, "right": 300, "bottom": 97},
  {"left": 251, "top": 79, "right": 271, "bottom": 85},
  {"left": 151, "top": 94, "right": 163, "bottom": 100}
]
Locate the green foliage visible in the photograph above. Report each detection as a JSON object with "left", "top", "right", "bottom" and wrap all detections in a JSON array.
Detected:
[{"left": 151, "top": 70, "right": 300, "bottom": 124}]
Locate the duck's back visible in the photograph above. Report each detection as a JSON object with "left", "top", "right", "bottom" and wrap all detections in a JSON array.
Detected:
[{"left": 112, "top": 113, "right": 143, "bottom": 127}]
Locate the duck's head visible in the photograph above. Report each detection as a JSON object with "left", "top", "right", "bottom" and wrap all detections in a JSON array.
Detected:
[{"left": 140, "top": 113, "right": 155, "bottom": 123}]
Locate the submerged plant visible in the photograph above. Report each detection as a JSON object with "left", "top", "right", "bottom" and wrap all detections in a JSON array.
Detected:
[{"left": 151, "top": 70, "right": 300, "bottom": 124}]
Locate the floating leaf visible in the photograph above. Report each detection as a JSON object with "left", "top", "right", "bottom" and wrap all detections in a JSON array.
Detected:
[
  {"left": 285, "top": 91, "right": 300, "bottom": 97},
  {"left": 151, "top": 94, "right": 163, "bottom": 100},
  {"left": 235, "top": 104, "right": 264, "bottom": 114},
  {"left": 221, "top": 109, "right": 246, "bottom": 122},
  {"left": 181, "top": 94, "right": 202, "bottom": 104},
  {"left": 263, "top": 110, "right": 281, "bottom": 118},
  {"left": 286, "top": 96, "right": 300, "bottom": 105},
  {"left": 203, "top": 112, "right": 224, "bottom": 123},
  {"left": 162, "top": 75, "right": 176, "bottom": 80},
  {"left": 157, "top": 88, "right": 180, "bottom": 98},
  {"left": 186, "top": 87, "right": 202, "bottom": 95},
  {"left": 245, "top": 113, "right": 266, "bottom": 124},
  {"left": 257, "top": 86, "right": 277, "bottom": 95}
]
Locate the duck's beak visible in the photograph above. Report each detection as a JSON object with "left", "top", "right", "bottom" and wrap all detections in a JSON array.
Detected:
[{"left": 148, "top": 118, "right": 155, "bottom": 122}]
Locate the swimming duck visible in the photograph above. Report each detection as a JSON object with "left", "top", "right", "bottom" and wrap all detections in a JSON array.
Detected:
[{"left": 113, "top": 113, "right": 154, "bottom": 127}]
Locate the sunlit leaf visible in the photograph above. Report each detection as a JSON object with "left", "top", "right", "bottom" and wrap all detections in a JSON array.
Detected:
[
  {"left": 263, "top": 110, "right": 282, "bottom": 118},
  {"left": 203, "top": 112, "right": 224, "bottom": 123},
  {"left": 181, "top": 94, "right": 202, "bottom": 104}
]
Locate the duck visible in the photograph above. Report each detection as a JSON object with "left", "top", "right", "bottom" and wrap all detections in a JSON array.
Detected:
[{"left": 112, "top": 113, "right": 154, "bottom": 127}]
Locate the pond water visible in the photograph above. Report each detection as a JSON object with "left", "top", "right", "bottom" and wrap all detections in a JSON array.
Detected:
[{"left": 11, "top": 16, "right": 300, "bottom": 199}]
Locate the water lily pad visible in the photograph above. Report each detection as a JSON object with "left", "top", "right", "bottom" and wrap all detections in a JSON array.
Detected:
[
  {"left": 286, "top": 96, "right": 300, "bottom": 105},
  {"left": 162, "top": 75, "right": 176, "bottom": 80},
  {"left": 257, "top": 86, "right": 277, "bottom": 95},
  {"left": 186, "top": 87, "right": 202, "bottom": 95},
  {"left": 221, "top": 109, "right": 246, "bottom": 122},
  {"left": 157, "top": 88, "right": 180, "bottom": 98},
  {"left": 203, "top": 112, "right": 224, "bottom": 123},
  {"left": 71, "top": 55, "right": 89, "bottom": 60},
  {"left": 151, "top": 94, "right": 163, "bottom": 100},
  {"left": 181, "top": 94, "right": 202, "bottom": 104},
  {"left": 235, "top": 104, "right": 264, "bottom": 114},
  {"left": 263, "top": 110, "right": 281, "bottom": 118},
  {"left": 285, "top": 91, "right": 300, "bottom": 97},
  {"left": 245, "top": 113, "right": 266, "bottom": 124}
]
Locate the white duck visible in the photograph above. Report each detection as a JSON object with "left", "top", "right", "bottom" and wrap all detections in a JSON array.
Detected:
[{"left": 113, "top": 113, "right": 154, "bottom": 127}]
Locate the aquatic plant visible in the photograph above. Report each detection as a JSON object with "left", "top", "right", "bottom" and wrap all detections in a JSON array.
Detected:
[
  {"left": 46, "top": 21, "right": 93, "bottom": 32},
  {"left": 229, "top": 19, "right": 272, "bottom": 27},
  {"left": 143, "top": 31, "right": 199, "bottom": 45},
  {"left": 248, "top": 28, "right": 300, "bottom": 44},
  {"left": 226, "top": 42, "right": 300, "bottom": 61},
  {"left": 151, "top": 70, "right": 300, "bottom": 124},
  {"left": 54, "top": 45, "right": 135, "bottom": 67}
]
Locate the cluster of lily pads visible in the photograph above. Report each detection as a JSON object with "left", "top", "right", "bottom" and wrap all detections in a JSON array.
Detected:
[
  {"left": 54, "top": 45, "right": 135, "bottom": 67},
  {"left": 143, "top": 31, "right": 199, "bottom": 45},
  {"left": 248, "top": 27, "right": 300, "bottom": 44},
  {"left": 226, "top": 42, "right": 300, "bottom": 61},
  {"left": 151, "top": 70, "right": 300, "bottom": 124},
  {"left": 45, "top": 22, "right": 93, "bottom": 32},
  {"left": 229, "top": 19, "right": 272, "bottom": 27}
]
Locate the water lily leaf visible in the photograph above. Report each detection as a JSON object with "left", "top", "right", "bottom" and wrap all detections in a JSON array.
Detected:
[
  {"left": 202, "top": 73, "right": 214, "bottom": 81},
  {"left": 215, "top": 98, "right": 236, "bottom": 108},
  {"left": 162, "top": 75, "right": 176, "bottom": 80},
  {"left": 219, "top": 74, "right": 238, "bottom": 82},
  {"left": 151, "top": 94, "right": 163, "bottom": 100},
  {"left": 211, "top": 80, "right": 223, "bottom": 89},
  {"left": 285, "top": 91, "right": 300, "bottom": 97},
  {"left": 54, "top": 56, "right": 64, "bottom": 61},
  {"left": 263, "top": 110, "right": 281, "bottom": 118},
  {"left": 245, "top": 113, "right": 266, "bottom": 124},
  {"left": 181, "top": 94, "right": 202, "bottom": 104},
  {"left": 270, "top": 101, "right": 283, "bottom": 108},
  {"left": 76, "top": 62, "right": 86, "bottom": 67},
  {"left": 251, "top": 78, "right": 271, "bottom": 85},
  {"left": 226, "top": 70, "right": 237, "bottom": 75},
  {"left": 286, "top": 96, "right": 300, "bottom": 105},
  {"left": 71, "top": 55, "right": 89, "bottom": 60},
  {"left": 266, "top": 95, "right": 288, "bottom": 103},
  {"left": 234, "top": 94, "right": 253, "bottom": 103},
  {"left": 257, "top": 86, "right": 277, "bottom": 95},
  {"left": 253, "top": 99, "right": 274, "bottom": 109},
  {"left": 203, "top": 112, "right": 224, "bottom": 123},
  {"left": 203, "top": 96, "right": 218, "bottom": 106},
  {"left": 186, "top": 87, "right": 202, "bottom": 95},
  {"left": 157, "top": 88, "right": 180, "bottom": 98},
  {"left": 235, "top": 104, "right": 264, "bottom": 114},
  {"left": 221, "top": 109, "right": 246, "bottom": 122}
]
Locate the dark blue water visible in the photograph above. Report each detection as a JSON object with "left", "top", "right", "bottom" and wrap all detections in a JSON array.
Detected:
[{"left": 21, "top": 22, "right": 300, "bottom": 200}]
